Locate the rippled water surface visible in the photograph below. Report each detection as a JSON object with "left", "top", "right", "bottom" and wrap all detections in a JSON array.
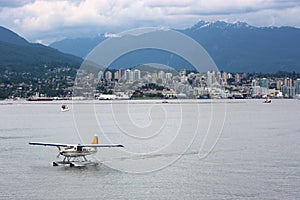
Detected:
[{"left": 0, "top": 99, "right": 299, "bottom": 199}]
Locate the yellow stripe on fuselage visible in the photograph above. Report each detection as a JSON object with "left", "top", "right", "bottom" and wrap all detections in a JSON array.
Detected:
[{"left": 60, "top": 149, "right": 96, "bottom": 153}]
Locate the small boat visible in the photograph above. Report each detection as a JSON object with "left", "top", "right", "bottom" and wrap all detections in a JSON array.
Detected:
[
  {"left": 264, "top": 97, "right": 271, "bottom": 103},
  {"left": 61, "top": 104, "right": 69, "bottom": 112}
]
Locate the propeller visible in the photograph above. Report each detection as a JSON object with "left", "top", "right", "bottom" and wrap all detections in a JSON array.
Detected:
[{"left": 56, "top": 146, "right": 61, "bottom": 158}]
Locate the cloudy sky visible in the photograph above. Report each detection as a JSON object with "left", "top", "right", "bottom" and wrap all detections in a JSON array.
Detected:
[{"left": 1, "top": 0, "right": 300, "bottom": 44}]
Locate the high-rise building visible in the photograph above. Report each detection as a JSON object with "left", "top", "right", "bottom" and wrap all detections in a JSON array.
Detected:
[
  {"left": 276, "top": 80, "right": 283, "bottom": 90},
  {"left": 98, "top": 70, "right": 104, "bottom": 80},
  {"left": 150, "top": 72, "right": 158, "bottom": 83},
  {"left": 281, "top": 86, "right": 296, "bottom": 97},
  {"left": 206, "top": 71, "right": 216, "bottom": 87},
  {"left": 105, "top": 71, "right": 112, "bottom": 81},
  {"left": 165, "top": 73, "right": 172, "bottom": 80},
  {"left": 294, "top": 78, "right": 300, "bottom": 94},
  {"left": 252, "top": 86, "right": 268, "bottom": 96},
  {"left": 222, "top": 72, "right": 227, "bottom": 85},
  {"left": 124, "top": 69, "right": 140, "bottom": 82},
  {"left": 216, "top": 71, "right": 222, "bottom": 85},
  {"left": 284, "top": 78, "right": 293, "bottom": 87},
  {"left": 235, "top": 73, "right": 241, "bottom": 83},
  {"left": 133, "top": 69, "right": 141, "bottom": 81},
  {"left": 252, "top": 79, "right": 259, "bottom": 87},
  {"left": 280, "top": 85, "right": 296, "bottom": 97},
  {"left": 241, "top": 73, "right": 248, "bottom": 79},
  {"left": 158, "top": 71, "right": 166, "bottom": 79},
  {"left": 118, "top": 68, "right": 125, "bottom": 80},
  {"left": 259, "top": 78, "right": 269, "bottom": 88},
  {"left": 114, "top": 71, "right": 119, "bottom": 80},
  {"left": 179, "top": 69, "right": 186, "bottom": 76},
  {"left": 125, "top": 69, "right": 132, "bottom": 81}
]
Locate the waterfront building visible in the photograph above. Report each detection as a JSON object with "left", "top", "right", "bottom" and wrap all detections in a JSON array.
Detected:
[
  {"left": 252, "top": 86, "right": 269, "bottom": 96},
  {"left": 294, "top": 79, "right": 300, "bottom": 94},
  {"left": 281, "top": 86, "right": 296, "bottom": 97}
]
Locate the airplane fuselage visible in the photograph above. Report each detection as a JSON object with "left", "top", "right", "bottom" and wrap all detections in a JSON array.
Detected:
[{"left": 60, "top": 147, "right": 97, "bottom": 157}]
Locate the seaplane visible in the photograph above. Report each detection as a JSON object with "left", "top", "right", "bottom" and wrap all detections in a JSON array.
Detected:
[{"left": 29, "top": 135, "right": 124, "bottom": 167}]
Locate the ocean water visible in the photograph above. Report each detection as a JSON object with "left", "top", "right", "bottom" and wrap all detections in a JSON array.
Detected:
[{"left": 0, "top": 99, "right": 299, "bottom": 199}]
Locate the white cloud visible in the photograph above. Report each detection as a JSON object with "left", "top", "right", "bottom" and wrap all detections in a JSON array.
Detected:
[{"left": 0, "top": 0, "right": 300, "bottom": 44}]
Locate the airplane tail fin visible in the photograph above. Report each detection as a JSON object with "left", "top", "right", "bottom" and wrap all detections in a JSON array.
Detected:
[{"left": 91, "top": 135, "right": 98, "bottom": 144}]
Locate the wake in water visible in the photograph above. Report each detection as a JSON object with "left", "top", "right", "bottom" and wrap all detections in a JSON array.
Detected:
[{"left": 99, "top": 150, "right": 200, "bottom": 163}]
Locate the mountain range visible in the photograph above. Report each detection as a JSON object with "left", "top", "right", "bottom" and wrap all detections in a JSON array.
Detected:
[
  {"left": 0, "top": 26, "right": 82, "bottom": 73},
  {"left": 181, "top": 21, "right": 300, "bottom": 72},
  {"left": 50, "top": 21, "right": 300, "bottom": 73},
  {"left": 1, "top": 21, "right": 300, "bottom": 73}
]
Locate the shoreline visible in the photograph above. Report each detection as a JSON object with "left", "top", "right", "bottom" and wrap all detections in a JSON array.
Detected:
[{"left": 1, "top": 98, "right": 298, "bottom": 105}]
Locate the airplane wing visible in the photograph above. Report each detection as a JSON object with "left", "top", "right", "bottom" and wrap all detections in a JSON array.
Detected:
[
  {"left": 29, "top": 142, "right": 124, "bottom": 148},
  {"left": 78, "top": 144, "right": 124, "bottom": 148},
  {"left": 28, "top": 142, "right": 70, "bottom": 147}
]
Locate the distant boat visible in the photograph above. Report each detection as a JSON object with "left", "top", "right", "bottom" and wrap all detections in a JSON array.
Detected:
[
  {"left": 98, "top": 94, "right": 116, "bottom": 100},
  {"left": 264, "top": 97, "right": 271, "bottom": 103},
  {"left": 27, "top": 97, "right": 54, "bottom": 101},
  {"left": 61, "top": 104, "right": 69, "bottom": 112}
]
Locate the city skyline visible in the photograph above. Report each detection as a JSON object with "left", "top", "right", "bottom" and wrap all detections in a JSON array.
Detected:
[{"left": 86, "top": 67, "right": 300, "bottom": 99}]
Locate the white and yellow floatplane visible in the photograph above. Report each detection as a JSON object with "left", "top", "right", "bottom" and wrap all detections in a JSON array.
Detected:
[{"left": 29, "top": 135, "right": 124, "bottom": 167}]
